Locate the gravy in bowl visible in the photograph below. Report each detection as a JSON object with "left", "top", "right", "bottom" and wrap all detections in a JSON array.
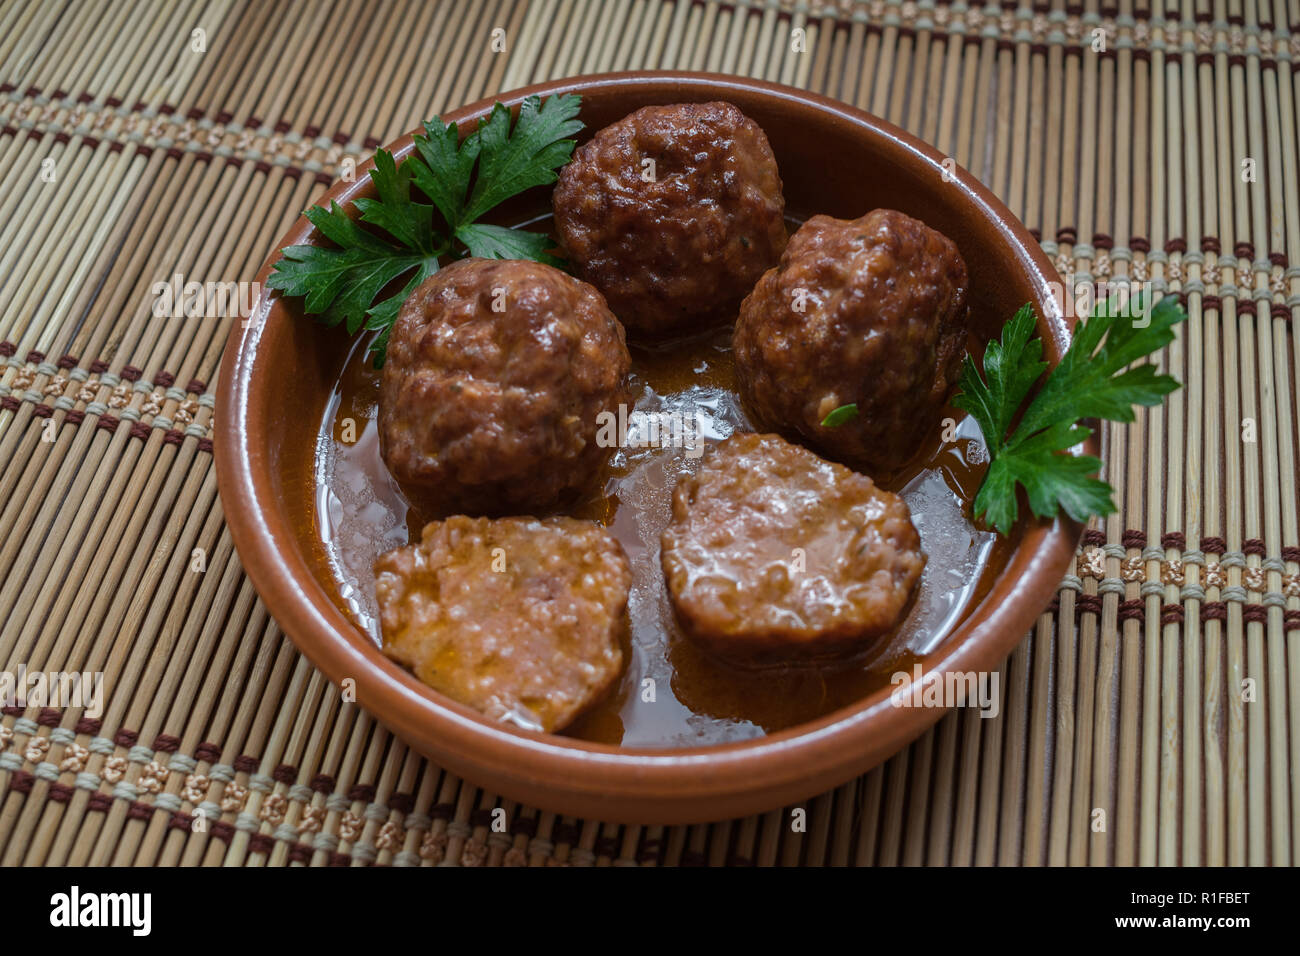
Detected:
[{"left": 312, "top": 240, "right": 1009, "bottom": 747}]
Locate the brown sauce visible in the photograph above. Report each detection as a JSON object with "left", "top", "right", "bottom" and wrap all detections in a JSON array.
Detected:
[{"left": 313, "top": 318, "right": 1010, "bottom": 748}]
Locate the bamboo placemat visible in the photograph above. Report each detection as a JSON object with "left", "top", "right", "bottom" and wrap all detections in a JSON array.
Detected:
[{"left": 0, "top": 0, "right": 1296, "bottom": 867}]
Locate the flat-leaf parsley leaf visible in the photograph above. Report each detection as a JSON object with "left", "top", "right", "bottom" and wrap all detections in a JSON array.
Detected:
[
  {"left": 953, "top": 294, "right": 1185, "bottom": 535},
  {"left": 266, "top": 94, "right": 583, "bottom": 366}
]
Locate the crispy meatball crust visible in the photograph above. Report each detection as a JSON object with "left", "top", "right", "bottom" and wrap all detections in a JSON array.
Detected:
[
  {"left": 378, "top": 257, "right": 633, "bottom": 514},
  {"left": 552, "top": 101, "right": 787, "bottom": 335},
  {"left": 660, "top": 433, "right": 924, "bottom": 664},
  {"left": 375, "top": 515, "right": 631, "bottom": 733},
  {"left": 733, "top": 209, "right": 970, "bottom": 471}
]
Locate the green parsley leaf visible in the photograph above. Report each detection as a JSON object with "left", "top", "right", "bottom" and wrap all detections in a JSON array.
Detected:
[
  {"left": 951, "top": 303, "right": 1044, "bottom": 450},
  {"left": 460, "top": 95, "right": 583, "bottom": 225},
  {"left": 269, "top": 201, "right": 440, "bottom": 337},
  {"left": 266, "top": 94, "right": 583, "bottom": 367},
  {"left": 408, "top": 117, "right": 480, "bottom": 230},
  {"left": 457, "top": 222, "right": 565, "bottom": 266},
  {"left": 821, "top": 403, "right": 859, "bottom": 427},
  {"left": 955, "top": 292, "right": 1185, "bottom": 535}
]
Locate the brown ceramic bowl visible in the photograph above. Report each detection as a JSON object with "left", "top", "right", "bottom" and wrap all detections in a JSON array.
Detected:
[{"left": 216, "top": 71, "right": 1084, "bottom": 824}]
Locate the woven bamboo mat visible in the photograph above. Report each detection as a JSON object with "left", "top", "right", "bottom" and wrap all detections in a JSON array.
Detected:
[{"left": 0, "top": 0, "right": 1296, "bottom": 867}]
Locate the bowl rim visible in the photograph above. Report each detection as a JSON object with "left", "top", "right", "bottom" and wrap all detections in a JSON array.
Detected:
[{"left": 216, "top": 70, "right": 1087, "bottom": 814}]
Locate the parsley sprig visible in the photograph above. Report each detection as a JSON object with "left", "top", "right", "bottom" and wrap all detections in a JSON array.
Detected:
[
  {"left": 953, "top": 294, "right": 1186, "bottom": 534},
  {"left": 266, "top": 94, "right": 583, "bottom": 365}
]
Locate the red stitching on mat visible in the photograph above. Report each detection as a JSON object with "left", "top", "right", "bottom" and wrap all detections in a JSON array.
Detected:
[
  {"left": 248, "top": 833, "right": 274, "bottom": 854},
  {"left": 1075, "top": 594, "right": 1102, "bottom": 618},
  {"left": 347, "top": 784, "right": 375, "bottom": 803},
  {"left": 1119, "top": 599, "right": 1144, "bottom": 622},
  {"left": 210, "top": 821, "right": 235, "bottom": 842},
  {"left": 195, "top": 741, "right": 221, "bottom": 763},
  {"left": 1202, "top": 601, "right": 1227, "bottom": 621}
]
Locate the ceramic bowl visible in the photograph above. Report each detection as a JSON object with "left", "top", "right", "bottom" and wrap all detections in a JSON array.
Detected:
[{"left": 216, "top": 71, "right": 1083, "bottom": 824}]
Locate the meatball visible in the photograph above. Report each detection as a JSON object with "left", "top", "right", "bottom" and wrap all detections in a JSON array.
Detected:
[
  {"left": 552, "top": 101, "right": 787, "bottom": 335},
  {"left": 660, "top": 433, "right": 924, "bottom": 664},
  {"left": 375, "top": 515, "right": 631, "bottom": 733},
  {"left": 378, "top": 257, "right": 633, "bottom": 514},
  {"left": 733, "top": 209, "right": 970, "bottom": 471}
]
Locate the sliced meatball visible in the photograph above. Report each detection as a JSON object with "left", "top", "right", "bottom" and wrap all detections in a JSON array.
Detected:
[
  {"left": 553, "top": 101, "right": 787, "bottom": 335},
  {"left": 375, "top": 515, "right": 631, "bottom": 733},
  {"left": 734, "top": 209, "right": 970, "bottom": 471},
  {"left": 660, "top": 433, "right": 924, "bottom": 664},
  {"left": 378, "top": 257, "right": 633, "bottom": 514}
]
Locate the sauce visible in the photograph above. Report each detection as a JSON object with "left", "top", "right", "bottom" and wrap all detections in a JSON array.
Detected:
[{"left": 313, "top": 322, "right": 1008, "bottom": 748}]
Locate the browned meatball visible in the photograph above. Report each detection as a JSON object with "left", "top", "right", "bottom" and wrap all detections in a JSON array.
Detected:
[
  {"left": 660, "top": 433, "right": 924, "bottom": 664},
  {"left": 375, "top": 515, "right": 631, "bottom": 733},
  {"left": 552, "top": 101, "right": 787, "bottom": 335},
  {"left": 733, "top": 209, "right": 970, "bottom": 471},
  {"left": 378, "top": 257, "right": 633, "bottom": 514}
]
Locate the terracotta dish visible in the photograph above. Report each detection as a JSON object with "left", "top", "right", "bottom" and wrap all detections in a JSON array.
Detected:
[{"left": 216, "top": 72, "right": 1085, "bottom": 824}]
